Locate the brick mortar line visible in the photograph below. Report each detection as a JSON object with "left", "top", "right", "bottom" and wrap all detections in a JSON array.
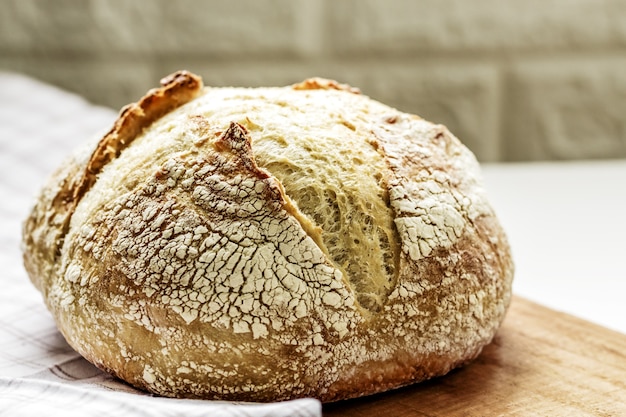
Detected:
[
  {"left": 2, "top": 47, "right": 626, "bottom": 66},
  {"left": 3, "top": 55, "right": 626, "bottom": 72}
]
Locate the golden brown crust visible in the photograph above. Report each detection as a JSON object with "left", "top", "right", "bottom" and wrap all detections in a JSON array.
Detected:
[
  {"left": 22, "top": 72, "right": 514, "bottom": 403},
  {"left": 23, "top": 70, "right": 203, "bottom": 297},
  {"left": 75, "top": 70, "right": 203, "bottom": 205},
  {"left": 292, "top": 77, "right": 361, "bottom": 94},
  {"left": 22, "top": 143, "right": 94, "bottom": 294}
]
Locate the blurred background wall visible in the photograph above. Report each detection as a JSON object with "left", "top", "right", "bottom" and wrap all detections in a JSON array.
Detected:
[{"left": 1, "top": 0, "right": 625, "bottom": 162}]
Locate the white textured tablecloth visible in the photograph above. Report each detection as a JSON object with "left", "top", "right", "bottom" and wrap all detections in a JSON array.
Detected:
[{"left": 0, "top": 72, "right": 321, "bottom": 417}]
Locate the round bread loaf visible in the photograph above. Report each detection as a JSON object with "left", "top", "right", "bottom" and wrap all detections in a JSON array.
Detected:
[{"left": 22, "top": 71, "right": 513, "bottom": 402}]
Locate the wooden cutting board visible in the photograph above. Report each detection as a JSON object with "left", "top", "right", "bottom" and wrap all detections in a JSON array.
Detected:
[{"left": 323, "top": 296, "right": 626, "bottom": 416}]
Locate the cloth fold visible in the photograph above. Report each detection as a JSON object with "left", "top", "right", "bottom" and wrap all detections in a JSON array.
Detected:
[{"left": 0, "top": 377, "right": 321, "bottom": 417}]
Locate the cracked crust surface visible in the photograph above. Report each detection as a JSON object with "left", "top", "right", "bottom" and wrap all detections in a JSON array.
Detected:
[{"left": 22, "top": 72, "right": 514, "bottom": 402}]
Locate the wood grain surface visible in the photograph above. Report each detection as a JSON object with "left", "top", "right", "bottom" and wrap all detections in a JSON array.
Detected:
[{"left": 323, "top": 296, "right": 626, "bottom": 416}]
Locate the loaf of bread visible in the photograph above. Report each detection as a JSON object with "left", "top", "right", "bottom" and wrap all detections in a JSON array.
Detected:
[{"left": 22, "top": 71, "right": 513, "bottom": 402}]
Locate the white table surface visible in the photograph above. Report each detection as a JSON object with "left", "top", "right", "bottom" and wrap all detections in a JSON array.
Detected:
[{"left": 482, "top": 160, "right": 626, "bottom": 334}]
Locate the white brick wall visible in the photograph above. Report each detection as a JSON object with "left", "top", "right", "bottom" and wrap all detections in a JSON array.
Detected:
[
  {"left": 505, "top": 57, "right": 626, "bottom": 160},
  {"left": 329, "top": 0, "right": 626, "bottom": 53},
  {"left": 1, "top": 0, "right": 625, "bottom": 162}
]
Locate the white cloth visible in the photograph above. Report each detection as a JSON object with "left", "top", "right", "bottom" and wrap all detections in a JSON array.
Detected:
[
  {"left": 0, "top": 72, "right": 321, "bottom": 417},
  {"left": 0, "top": 378, "right": 319, "bottom": 417}
]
